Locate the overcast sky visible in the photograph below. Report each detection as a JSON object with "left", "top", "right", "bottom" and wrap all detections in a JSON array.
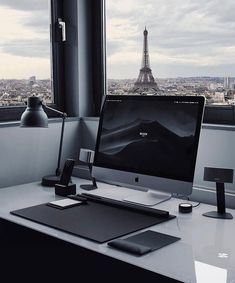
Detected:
[
  {"left": 0, "top": 0, "right": 50, "bottom": 79},
  {"left": 1, "top": 0, "right": 235, "bottom": 80},
  {"left": 106, "top": 0, "right": 235, "bottom": 79}
]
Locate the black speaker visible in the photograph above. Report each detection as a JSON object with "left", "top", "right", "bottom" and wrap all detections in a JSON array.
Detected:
[
  {"left": 203, "top": 167, "right": 233, "bottom": 219},
  {"left": 204, "top": 167, "right": 233, "bottom": 183}
]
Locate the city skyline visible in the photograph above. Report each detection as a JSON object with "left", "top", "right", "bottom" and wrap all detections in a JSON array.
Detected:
[
  {"left": 107, "top": 0, "right": 235, "bottom": 79},
  {"left": 0, "top": 76, "right": 52, "bottom": 106}
]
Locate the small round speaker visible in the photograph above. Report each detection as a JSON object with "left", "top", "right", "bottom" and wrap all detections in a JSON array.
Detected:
[{"left": 179, "top": 203, "right": 192, "bottom": 213}]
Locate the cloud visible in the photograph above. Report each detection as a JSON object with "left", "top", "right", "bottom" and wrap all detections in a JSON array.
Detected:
[
  {"left": 0, "top": 51, "right": 50, "bottom": 79},
  {"left": 152, "top": 63, "right": 235, "bottom": 78},
  {"left": 0, "top": 2, "right": 50, "bottom": 78},
  {"left": 0, "top": 2, "right": 50, "bottom": 59},
  {"left": 0, "top": 0, "right": 48, "bottom": 11},
  {"left": 22, "top": 13, "right": 49, "bottom": 33},
  {"left": 106, "top": 0, "right": 235, "bottom": 78},
  {"left": 199, "top": 0, "right": 235, "bottom": 23},
  {"left": 107, "top": 41, "right": 124, "bottom": 56},
  {"left": 1, "top": 39, "right": 50, "bottom": 58},
  {"left": 0, "top": 2, "right": 50, "bottom": 33}
]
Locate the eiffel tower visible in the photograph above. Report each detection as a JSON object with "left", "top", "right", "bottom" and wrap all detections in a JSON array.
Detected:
[{"left": 132, "top": 27, "right": 159, "bottom": 93}]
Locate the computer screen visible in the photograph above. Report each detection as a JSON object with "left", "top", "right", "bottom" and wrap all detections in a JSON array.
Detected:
[{"left": 92, "top": 95, "right": 205, "bottom": 206}]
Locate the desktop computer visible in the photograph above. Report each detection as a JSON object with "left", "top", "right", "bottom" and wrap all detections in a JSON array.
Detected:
[{"left": 90, "top": 95, "right": 205, "bottom": 206}]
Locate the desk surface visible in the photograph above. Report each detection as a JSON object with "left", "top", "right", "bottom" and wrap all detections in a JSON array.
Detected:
[{"left": 0, "top": 177, "right": 235, "bottom": 283}]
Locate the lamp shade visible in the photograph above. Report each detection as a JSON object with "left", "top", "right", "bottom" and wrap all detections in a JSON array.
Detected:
[{"left": 20, "top": 96, "right": 48, "bottom": 128}]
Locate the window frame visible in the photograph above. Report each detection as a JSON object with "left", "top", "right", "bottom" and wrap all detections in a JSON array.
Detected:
[
  {"left": 90, "top": 0, "right": 106, "bottom": 116},
  {"left": 0, "top": 0, "right": 65, "bottom": 122}
]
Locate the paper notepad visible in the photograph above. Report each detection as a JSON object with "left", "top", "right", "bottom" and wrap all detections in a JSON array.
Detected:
[{"left": 47, "top": 199, "right": 82, "bottom": 209}]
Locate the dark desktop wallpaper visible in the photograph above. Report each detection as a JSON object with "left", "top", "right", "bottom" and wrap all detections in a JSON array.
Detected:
[{"left": 95, "top": 97, "right": 201, "bottom": 182}]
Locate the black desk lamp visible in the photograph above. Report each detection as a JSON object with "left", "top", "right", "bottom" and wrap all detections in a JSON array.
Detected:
[{"left": 20, "top": 96, "right": 67, "bottom": 187}]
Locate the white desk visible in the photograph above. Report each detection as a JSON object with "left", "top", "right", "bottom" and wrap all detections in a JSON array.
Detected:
[{"left": 0, "top": 177, "right": 234, "bottom": 283}]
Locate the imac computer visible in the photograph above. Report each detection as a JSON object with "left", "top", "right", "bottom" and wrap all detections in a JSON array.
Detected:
[{"left": 91, "top": 95, "right": 205, "bottom": 206}]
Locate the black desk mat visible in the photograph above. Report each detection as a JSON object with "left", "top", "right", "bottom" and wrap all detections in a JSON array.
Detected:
[{"left": 11, "top": 202, "right": 175, "bottom": 243}]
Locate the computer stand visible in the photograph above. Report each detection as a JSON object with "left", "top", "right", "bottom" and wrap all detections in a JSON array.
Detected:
[
  {"left": 123, "top": 190, "right": 171, "bottom": 207},
  {"left": 80, "top": 163, "right": 97, "bottom": 191},
  {"left": 203, "top": 182, "right": 233, "bottom": 219}
]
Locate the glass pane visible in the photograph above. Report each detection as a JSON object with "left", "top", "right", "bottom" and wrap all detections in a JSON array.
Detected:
[
  {"left": 106, "top": 0, "right": 235, "bottom": 106},
  {"left": 0, "top": 0, "right": 52, "bottom": 107}
]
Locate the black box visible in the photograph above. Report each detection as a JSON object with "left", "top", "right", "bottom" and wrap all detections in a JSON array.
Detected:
[{"left": 55, "top": 183, "right": 76, "bottom": 197}]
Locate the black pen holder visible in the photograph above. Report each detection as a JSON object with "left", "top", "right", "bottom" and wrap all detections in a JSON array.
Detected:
[{"left": 55, "top": 183, "right": 76, "bottom": 197}]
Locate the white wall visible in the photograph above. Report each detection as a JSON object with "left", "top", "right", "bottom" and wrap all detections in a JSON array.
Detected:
[
  {"left": 0, "top": 119, "right": 80, "bottom": 188},
  {"left": 194, "top": 125, "right": 235, "bottom": 193}
]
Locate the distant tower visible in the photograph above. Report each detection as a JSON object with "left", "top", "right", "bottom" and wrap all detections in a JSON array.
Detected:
[
  {"left": 132, "top": 27, "right": 158, "bottom": 93},
  {"left": 224, "top": 76, "right": 231, "bottom": 90},
  {"left": 28, "top": 76, "right": 36, "bottom": 86}
]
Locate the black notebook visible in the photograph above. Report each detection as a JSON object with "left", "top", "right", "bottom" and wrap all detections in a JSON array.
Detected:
[{"left": 108, "top": 230, "right": 181, "bottom": 255}]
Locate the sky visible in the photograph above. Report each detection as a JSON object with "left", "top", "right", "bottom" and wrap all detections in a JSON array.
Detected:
[
  {"left": 106, "top": 0, "right": 235, "bottom": 79},
  {"left": 1, "top": 0, "right": 235, "bottom": 80},
  {"left": 0, "top": 0, "right": 50, "bottom": 79}
]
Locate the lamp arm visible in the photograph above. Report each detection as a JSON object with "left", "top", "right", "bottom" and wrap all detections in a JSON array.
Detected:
[
  {"left": 55, "top": 115, "right": 66, "bottom": 176},
  {"left": 42, "top": 103, "right": 67, "bottom": 118},
  {"left": 42, "top": 102, "right": 67, "bottom": 176}
]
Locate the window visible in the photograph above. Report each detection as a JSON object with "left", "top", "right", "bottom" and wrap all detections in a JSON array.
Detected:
[
  {"left": 105, "top": 0, "right": 235, "bottom": 124},
  {"left": 0, "top": 0, "right": 64, "bottom": 121}
]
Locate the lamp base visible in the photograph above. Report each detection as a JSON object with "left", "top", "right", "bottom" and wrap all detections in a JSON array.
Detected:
[
  {"left": 203, "top": 211, "right": 233, "bottom": 219},
  {"left": 80, "top": 184, "right": 97, "bottom": 191},
  {"left": 41, "top": 175, "right": 61, "bottom": 187}
]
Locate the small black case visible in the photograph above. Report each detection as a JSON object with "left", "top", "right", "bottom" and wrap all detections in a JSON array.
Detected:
[
  {"left": 108, "top": 230, "right": 180, "bottom": 256},
  {"left": 55, "top": 183, "right": 76, "bottom": 196}
]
